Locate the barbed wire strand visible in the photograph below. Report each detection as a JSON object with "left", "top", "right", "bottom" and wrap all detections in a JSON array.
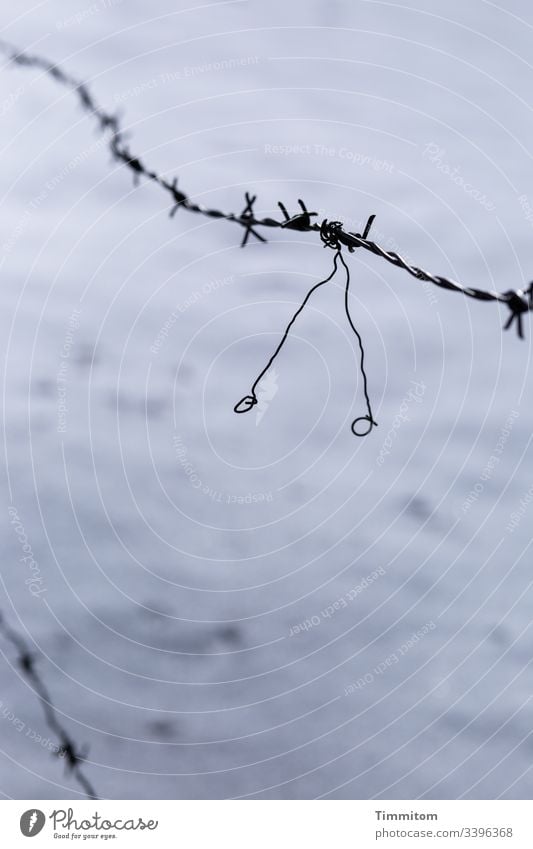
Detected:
[
  {"left": 1, "top": 41, "right": 531, "bottom": 327},
  {"left": 0, "top": 612, "right": 98, "bottom": 799},
  {"left": 0, "top": 41, "right": 532, "bottom": 436}
]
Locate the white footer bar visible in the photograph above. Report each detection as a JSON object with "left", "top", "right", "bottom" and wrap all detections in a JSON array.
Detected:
[{"left": 2, "top": 800, "right": 532, "bottom": 847}]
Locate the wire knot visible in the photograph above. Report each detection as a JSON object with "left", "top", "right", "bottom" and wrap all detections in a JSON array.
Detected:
[
  {"left": 320, "top": 219, "right": 343, "bottom": 250},
  {"left": 320, "top": 214, "right": 376, "bottom": 251},
  {"left": 503, "top": 283, "right": 533, "bottom": 339}
]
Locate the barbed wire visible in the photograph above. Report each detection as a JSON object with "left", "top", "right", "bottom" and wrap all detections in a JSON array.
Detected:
[
  {"left": 0, "top": 611, "right": 98, "bottom": 799},
  {"left": 1, "top": 40, "right": 532, "bottom": 435},
  {"left": 0, "top": 38, "right": 528, "bottom": 798}
]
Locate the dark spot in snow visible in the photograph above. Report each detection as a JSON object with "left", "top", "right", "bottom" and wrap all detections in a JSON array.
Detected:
[
  {"left": 406, "top": 495, "right": 432, "bottom": 520},
  {"left": 147, "top": 719, "right": 176, "bottom": 739},
  {"left": 489, "top": 624, "right": 510, "bottom": 646},
  {"left": 217, "top": 625, "right": 241, "bottom": 645},
  {"left": 72, "top": 343, "right": 98, "bottom": 368},
  {"left": 170, "top": 363, "right": 193, "bottom": 383},
  {"left": 33, "top": 378, "right": 54, "bottom": 397},
  {"left": 141, "top": 601, "right": 173, "bottom": 617},
  {"left": 109, "top": 393, "right": 167, "bottom": 418},
  {"left": 145, "top": 397, "right": 166, "bottom": 418}
]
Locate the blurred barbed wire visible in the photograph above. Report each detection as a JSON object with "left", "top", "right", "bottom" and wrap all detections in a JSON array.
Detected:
[{"left": 0, "top": 612, "right": 97, "bottom": 799}]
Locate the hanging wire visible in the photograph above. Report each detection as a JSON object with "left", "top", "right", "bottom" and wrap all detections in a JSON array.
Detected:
[
  {"left": 234, "top": 250, "right": 343, "bottom": 415},
  {"left": 235, "top": 241, "right": 378, "bottom": 436},
  {"left": 338, "top": 251, "right": 378, "bottom": 437}
]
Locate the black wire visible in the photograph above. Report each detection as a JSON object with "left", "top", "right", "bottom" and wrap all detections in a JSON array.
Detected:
[
  {"left": 235, "top": 249, "right": 377, "bottom": 437},
  {"left": 234, "top": 252, "right": 342, "bottom": 414},
  {"left": 1, "top": 40, "right": 532, "bottom": 332},
  {"left": 338, "top": 251, "right": 378, "bottom": 437},
  {"left": 0, "top": 612, "right": 98, "bottom": 799}
]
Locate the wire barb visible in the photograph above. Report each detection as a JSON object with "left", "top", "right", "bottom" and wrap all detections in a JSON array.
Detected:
[
  {"left": 502, "top": 283, "right": 533, "bottom": 339},
  {"left": 167, "top": 178, "right": 188, "bottom": 218},
  {"left": 278, "top": 199, "right": 318, "bottom": 231},
  {"left": 240, "top": 192, "right": 267, "bottom": 247}
]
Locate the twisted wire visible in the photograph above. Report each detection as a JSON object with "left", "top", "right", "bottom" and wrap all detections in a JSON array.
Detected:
[
  {"left": 0, "top": 612, "right": 98, "bottom": 799},
  {"left": 1, "top": 40, "right": 531, "bottom": 335}
]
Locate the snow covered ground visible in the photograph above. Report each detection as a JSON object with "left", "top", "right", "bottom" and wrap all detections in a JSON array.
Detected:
[{"left": 1, "top": 0, "right": 533, "bottom": 799}]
